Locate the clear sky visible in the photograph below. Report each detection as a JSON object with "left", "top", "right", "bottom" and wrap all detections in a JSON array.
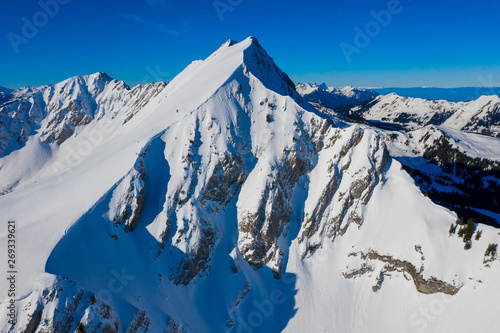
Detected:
[{"left": 1, "top": 0, "right": 500, "bottom": 89}]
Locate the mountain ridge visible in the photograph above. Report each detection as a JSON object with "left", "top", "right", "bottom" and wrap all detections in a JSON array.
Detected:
[
  {"left": 0, "top": 38, "right": 499, "bottom": 333},
  {"left": 296, "top": 82, "right": 379, "bottom": 108},
  {"left": 336, "top": 92, "right": 500, "bottom": 138}
]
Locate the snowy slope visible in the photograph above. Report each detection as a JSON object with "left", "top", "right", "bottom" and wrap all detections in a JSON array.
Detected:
[
  {"left": 296, "top": 83, "right": 378, "bottom": 108},
  {"left": 0, "top": 86, "right": 13, "bottom": 106},
  {"left": 0, "top": 73, "right": 166, "bottom": 193},
  {"left": 0, "top": 38, "right": 499, "bottom": 333},
  {"left": 367, "top": 124, "right": 500, "bottom": 227}
]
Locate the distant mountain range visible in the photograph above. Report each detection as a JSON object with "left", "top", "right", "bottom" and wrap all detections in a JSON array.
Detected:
[
  {"left": 294, "top": 83, "right": 500, "bottom": 104},
  {"left": 295, "top": 83, "right": 379, "bottom": 108},
  {"left": 334, "top": 93, "right": 500, "bottom": 138},
  {"left": 372, "top": 87, "right": 500, "bottom": 102}
]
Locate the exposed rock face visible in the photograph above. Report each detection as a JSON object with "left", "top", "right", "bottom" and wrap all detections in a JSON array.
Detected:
[
  {"left": 125, "top": 310, "right": 151, "bottom": 333},
  {"left": 157, "top": 113, "right": 253, "bottom": 285},
  {"left": 299, "top": 125, "right": 390, "bottom": 255},
  {"left": 0, "top": 89, "right": 46, "bottom": 155},
  {"left": 342, "top": 263, "right": 374, "bottom": 279},
  {"left": 108, "top": 153, "right": 147, "bottom": 232},
  {"left": 234, "top": 119, "right": 390, "bottom": 276},
  {"left": 123, "top": 98, "right": 393, "bottom": 284},
  {"left": 172, "top": 226, "right": 215, "bottom": 285},
  {"left": 237, "top": 151, "right": 310, "bottom": 276},
  {"left": 199, "top": 151, "right": 245, "bottom": 207},
  {"left": 345, "top": 250, "right": 462, "bottom": 295},
  {"left": 243, "top": 37, "right": 297, "bottom": 98},
  {"left": 7, "top": 278, "right": 120, "bottom": 333}
]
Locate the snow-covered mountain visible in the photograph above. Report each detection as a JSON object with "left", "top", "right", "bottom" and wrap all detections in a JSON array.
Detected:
[
  {"left": 337, "top": 93, "right": 500, "bottom": 138},
  {"left": 1, "top": 37, "right": 500, "bottom": 333},
  {"left": 0, "top": 73, "right": 166, "bottom": 159},
  {"left": 296, "top": 82, "right": 379, "bottom": 108},
  {"left": 0, "top": 86, "right": 13, "bottom": 105}
]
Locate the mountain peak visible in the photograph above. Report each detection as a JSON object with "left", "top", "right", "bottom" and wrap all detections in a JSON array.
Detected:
[
  {"left": 57, "top": 72, "right": 114, "bottom": 89},
  {"left": 318, "top": 82, "right": 329, "bottom": 90},
  {"left": 225, "top": 39, "right": 238, "bottom": 47},
  {"left": 91, "top": 71, "right": 113, "bottom": 81},
  {"left": 179, "top": 37, "right": 296, "bottom": 101},
  {"left": 239, "top": 37, "right": 296, "bottom": 96},
  {"left": 2, "top": 36, "right": 500, "bottom": 333},
  {"left": 82, "top": 71, "right": 114, "bottom": 85},
  {"left": 216, "top": 36, "right": 263, "bottom": 54}
]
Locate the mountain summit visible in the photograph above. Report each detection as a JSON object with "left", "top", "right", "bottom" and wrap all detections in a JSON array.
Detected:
[{"left": 1, "top": 38, "right": 499, "bottom": 333}]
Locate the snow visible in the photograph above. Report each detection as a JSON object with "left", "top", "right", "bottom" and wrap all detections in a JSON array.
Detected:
[
  {"left": 1, "top": 37, "right": 500, "bottom": 333},
  {"left": 437, "top": 126, "right": 500, "bottom": 161},
  {"left": 347, "top": 92, "right": 500, "bottom": 137},
  {"left": 296, "top": 83, "right": 379, "bottom": 108}
]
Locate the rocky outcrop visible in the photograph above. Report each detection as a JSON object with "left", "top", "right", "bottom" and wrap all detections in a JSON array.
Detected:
[
  {"left": 108, "top": 154, "right": 146, "bottom": 232},
  {"left": 172, "top": 226, "right": 215, "bottom": 285},
  {"left": 299, "top": 125, "right": 390, "bottom": 255},
  {"left": 345, "top": 250, "right": 462, "bottom": 295},
  {"left": 4, "top": 277, "right": 120, "bottom": 333},
  {"left": 125, "top": 310, "right": 151, "bottom": 332},
  {"left": 237, "top": 150, "right": 310, "bottom": 276},
  {"left": 199, "top": 151, "right": 245, "bottom": 207}
]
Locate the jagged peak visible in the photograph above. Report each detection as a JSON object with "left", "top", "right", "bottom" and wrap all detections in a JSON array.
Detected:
[
  {"left": 238, "top": 37, "right": 297, "bottom": 97},
  {"left": 48, "top": 72, "right": 119, "bottom": 98},
  {"left": 214, "top": 37, "right": 262, "bottom": 55},
  {"left": 89, "top": 71, "right": 113, "bottom": 82},
  {"left": 78, "top": 71, "right": 114, "bottom": 85},
  {"left": 225, "top": 38, "right": 238, "bottom": 47},
  {"left": 318, "top": 83, "right": 329, "bottom": 90},
  {"left": 169, "top": 36, "right": 297, "bottom": 101},
  {"left": 57, "top": 72, "right": 113, "bottom": 86},
  {"left": 215, "top": 38, "right": 239, "bottom": 51}
]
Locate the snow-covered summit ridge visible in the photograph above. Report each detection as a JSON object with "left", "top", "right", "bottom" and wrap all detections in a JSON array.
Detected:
[{"left": 183, "top": 37, "right": 297, "bottom": 98}]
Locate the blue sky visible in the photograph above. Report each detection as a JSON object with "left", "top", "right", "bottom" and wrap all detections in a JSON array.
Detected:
[{"left": 1, "top": 0, "right": 499, "bottom": 89}]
